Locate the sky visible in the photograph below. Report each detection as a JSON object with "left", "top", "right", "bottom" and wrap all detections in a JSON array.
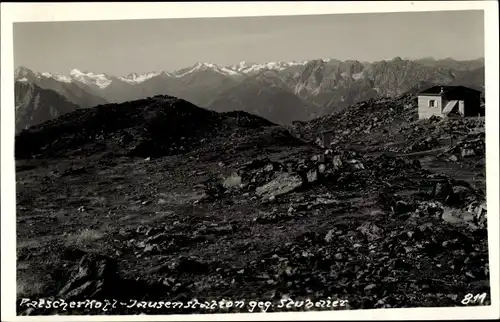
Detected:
[{"left": 13, "top": 10, "right": 484, "bottom": 76}]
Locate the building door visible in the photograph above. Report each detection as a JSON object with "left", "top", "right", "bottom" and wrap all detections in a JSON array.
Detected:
[{"left": 459, "top": 100, "right": 465, "bottom": 116}]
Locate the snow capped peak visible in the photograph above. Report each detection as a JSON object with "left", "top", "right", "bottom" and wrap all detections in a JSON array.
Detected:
[
  {"left": 15, "top": 66, "right": 34, "bottom": 78},
  {"left": 194, "top": 62, "right": 211, "bottom": 70},
  {"left": 21, "top": 70, "right": 73, "bottom": 84},
  {"left": 225, "top": 60, "right": 309, "bottom": 74},
  {"left": 14, "top": 58, "right": 323, "bottom": 88},
  {"left": 69, "top": 68, "right": 85, "bottom": 76},
  {"left": 228, "top": 61, "right": 254, "bottom": 72},
  {"left": 69, "top": 68, "right": 107, "bottom": 79},
  {"left": 198, "top": 62, "right": 218, "bottom": 68},
  {"left": 170, "top": 60, "right": 312, "bottom": 77}
]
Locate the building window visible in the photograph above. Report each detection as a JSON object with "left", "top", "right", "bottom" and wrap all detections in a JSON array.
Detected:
[{"left": 429, "top": 100, "right": 436, "bottom": 108}]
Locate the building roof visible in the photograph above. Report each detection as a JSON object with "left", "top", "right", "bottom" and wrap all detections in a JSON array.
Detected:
[{"left": 418, "top": 85, "right": 482, "bottom": 95}]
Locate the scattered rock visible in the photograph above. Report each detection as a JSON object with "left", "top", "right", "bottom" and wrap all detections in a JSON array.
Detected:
[
  {"left": 325, "top": 229, "right": 336, "bottom": 243},
  {"left": 434, "top": 181, "right": 454, "bottom": 198},
  {"left": 393, "top": 200, "right": 413, "bottom": 215},
  {"left": 357, "top": 222, "right": 383, "bottom": 241},
  {"left": 414, "top": 201, "right": 444, "bottom": 218},
  {"left": 461, "top": 148, "right": 476, "bottom": 158},
  {"left": 475, "top": 203, "right": 487, "bottom": 228},
  {"left": 223, "top": 172, "right": 242, "bottom": 189},
  {"left": 364, "top": 284, "right": 377, "bottom": 291},
  {"left": 306, "top": 168, "right": 318, "bottom": 183},
  {"left": 169, "top": 257, "right": 210, "bottom": 274},
  {"left": 332, "top": 155, "right": 343, "bottom": 170}
]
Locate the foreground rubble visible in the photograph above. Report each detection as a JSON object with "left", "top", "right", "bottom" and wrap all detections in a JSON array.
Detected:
[
  {"left": 16, "top": 148, "right": 489, "bottom": 315},
  {"left": 15, "top": 94, "right": 490, "bottom": 315}
]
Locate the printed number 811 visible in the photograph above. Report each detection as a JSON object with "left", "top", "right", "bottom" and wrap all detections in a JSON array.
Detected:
[{"left": 461, "top": 293, "right": 488, "bottom": 305}]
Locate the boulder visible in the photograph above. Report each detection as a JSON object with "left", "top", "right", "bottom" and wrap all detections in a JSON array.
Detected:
[
  {"left": 433, "top": 181, "right": 454, "bottom": 198},
  {"left": 393, "top": 200, "right": 413, "bottom": 215},
  {"left": 414, "top": 201, "right": 444, "bottom": 218},
  {"left": 264, "top": 164, "right": 274, "bottom": 172},
  {"left": 255, "top": 172, "right": 302, "bottom": 199},
  {"left": 58, "top": 253, "right": 119, "bottom": 300},
  {"left": 441, "top": 207, "right": 476, "bottom": 229}
]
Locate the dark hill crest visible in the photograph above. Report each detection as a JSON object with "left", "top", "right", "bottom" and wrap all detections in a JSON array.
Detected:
[{"left": 15, "top": 95, "right": 275, "bottom": 159}]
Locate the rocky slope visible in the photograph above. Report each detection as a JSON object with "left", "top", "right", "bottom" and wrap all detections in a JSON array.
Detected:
[
  {"left": 15, "top": 81, "right": 82, "bottom": 134},
  {"left": 15, "top": 94, "right": 276, "bottom": 160},
  {"left": 15, "top": 94, "right": 489, "bottom": 315},
  {"left": 450, "top": 67, "right": 485, "bottom": 93},
  {"left": 414, "top": 57, "right": 485, "bottom": 71},
  {"left": 271, "top": 57, "right": 484, "bottom": 114},
  {"left": 207, "top": 70, "right": 319, "bottom": 125},
  {"left": 290, "top": 93, "right": 486, "bottom": 193}
]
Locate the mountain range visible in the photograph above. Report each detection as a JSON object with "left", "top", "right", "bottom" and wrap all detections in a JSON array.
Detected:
[{"left": 14, "top": 57, "right": 484, "bottom": 131}]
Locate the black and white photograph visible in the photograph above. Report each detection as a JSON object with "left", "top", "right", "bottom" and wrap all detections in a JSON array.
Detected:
[{"left": 1, "top": 1, "right": 499, "bottom": 320}]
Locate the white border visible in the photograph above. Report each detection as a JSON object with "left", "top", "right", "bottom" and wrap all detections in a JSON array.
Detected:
[{"left": 1, "top": 1, "right": 499, "bottom": 321}]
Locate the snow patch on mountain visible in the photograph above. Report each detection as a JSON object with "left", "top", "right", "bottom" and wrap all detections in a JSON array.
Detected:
[
  {"left": 119, "top": 71, "right": 162, "bottom": 84},
  {"left": 53, "top": 74, "right": 73, "bottom": 83},
  {"left": 70, "top": 69, "right": 112, "bottom": 89},
  {"left": 219, "top": 67, "right": 240, "bottom": 76},
  {"left": 36, "top": 72, "right": 72, "bottom": 83},
  {"left": 173, "top": 63, "right": 203, "bottom": 78},
  {"left": 18, "top": 77, "right": 28, "bottom": 83},
  {"left": 230, "top": 61, "right": 254, "bottom": 72},
  {"left": 173, "top": 60, "right": 310, "bottom": 77},
  {"left": 352, "top": 72, "right": 364, "bottom": 81}
]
